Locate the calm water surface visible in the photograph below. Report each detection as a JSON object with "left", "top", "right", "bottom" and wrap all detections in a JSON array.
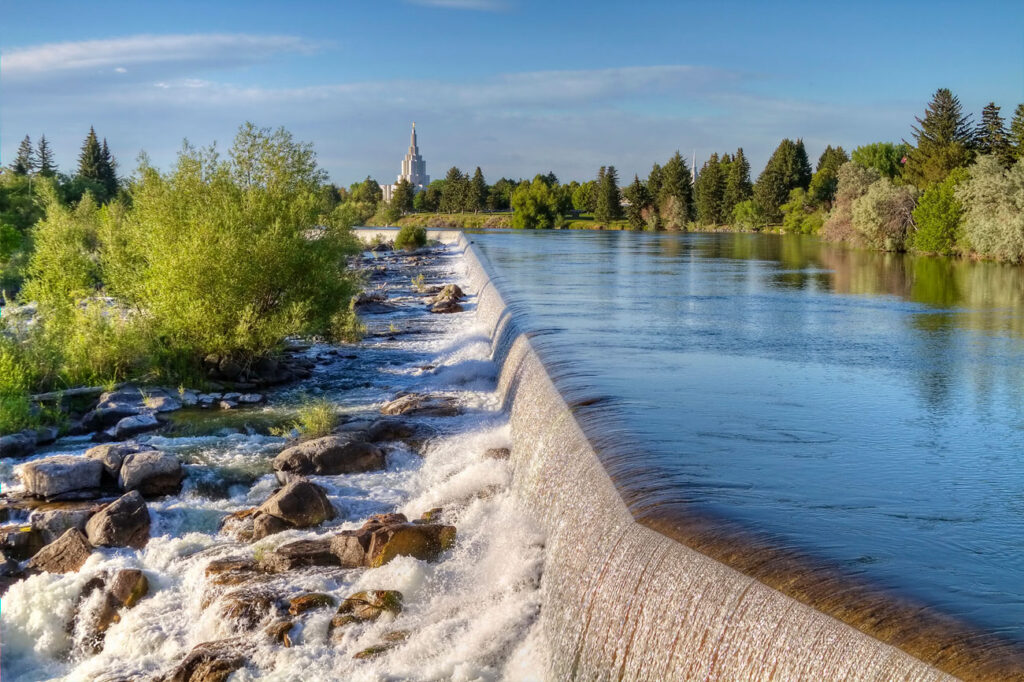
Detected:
[{"left": 471, "top": 230, "right": 1024, "bottom": 641}]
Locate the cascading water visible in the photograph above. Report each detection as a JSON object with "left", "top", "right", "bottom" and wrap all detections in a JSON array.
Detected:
[{"left": 1, "top": 240, "right": 549, "bottom": 681}]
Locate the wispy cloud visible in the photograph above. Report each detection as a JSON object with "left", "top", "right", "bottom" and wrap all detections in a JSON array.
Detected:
[
  {"left": 0, "top": 33, "right": 316, "bottom": 82},
  {"left": 408, "top": 0, "right": 508, "bottom": 10}
]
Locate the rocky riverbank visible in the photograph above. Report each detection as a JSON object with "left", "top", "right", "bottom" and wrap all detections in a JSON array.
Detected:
[{"left": 0, "top": 241, "right": 548, "bottom": 681}]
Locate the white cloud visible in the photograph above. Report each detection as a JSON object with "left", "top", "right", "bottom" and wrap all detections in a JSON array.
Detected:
[{"left": 0, "top": 33, "right": 316, "bottom": 82}]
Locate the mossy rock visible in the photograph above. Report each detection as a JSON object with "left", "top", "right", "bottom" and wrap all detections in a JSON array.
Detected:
[
  {"left": 288, "top": 592, "right": 336, "bottom": 616},
  {"left": 371, "top": 524, "right": 456, "bottom": 567}
]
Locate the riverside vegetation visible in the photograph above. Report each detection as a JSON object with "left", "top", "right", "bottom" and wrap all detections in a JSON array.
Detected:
[{"left": 0, "top": 123, "right": 362, "bottom": 436}]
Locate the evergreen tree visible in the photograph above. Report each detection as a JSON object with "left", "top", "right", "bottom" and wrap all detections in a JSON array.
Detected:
[
  {"left": 975, "top": 102, "right": 1013, "bottom": 167},
  {"left": 647, "top": 162, "right": 663, "bottom": 201},
  {"left": 808, "top": 145, "right": 849, "bottom": 208},
  {"left": 12, "top": 135, "right": 35, "bottom": 175},
  {"left": 36, "top": 135, "right": 56, "bottom": 177},
  {"left": 754, "top": 138, "right": 813, "bottom": 222},
  {"left": 695, "top": 153, "right": 726, "bottom": 225},
  {"left": 622, "top": 175, "right": 652, "bottom": 230},
  {"left": 658, "top": 151, "right": 695, "bottom": 229},
  {"left": 391, "top": 178, "right": 415, "bottom": 214},
  {"left": 1011, "top": 103, "right": 1024, "bottom": 161},
  {"left": 99, "top": 138, "right": 118, "bottom": 198},
  {"left": 77, "top": 126, "right": 104, "bottom": 184},
  {"left": 722, "top": 147, "right": 752, "bottom": 218},
  {"left": 594, "top": 165, "right": 622, "bottom": 223},
  {"left": 440, "top": 166, "right": 466, "bottom": 213},
  {"left": 904, "top": 88, "right": 975, "bottom": 187},
  {"left": 468, "top": 167, "right": 487, "bottom": 212}
]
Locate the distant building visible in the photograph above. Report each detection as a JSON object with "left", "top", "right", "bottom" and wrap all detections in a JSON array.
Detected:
[{"left": 380, "top": 123, "right": 430, "bottom": 203}]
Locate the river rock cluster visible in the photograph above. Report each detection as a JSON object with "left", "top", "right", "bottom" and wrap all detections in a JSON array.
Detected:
[{"left": 0, "top": 238, "right": 529, "bottom": 680}]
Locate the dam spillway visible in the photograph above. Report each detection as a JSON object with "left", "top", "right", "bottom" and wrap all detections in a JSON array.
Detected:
[{"left": 366, "top": 228, "right": 1024, "bottom": 681}]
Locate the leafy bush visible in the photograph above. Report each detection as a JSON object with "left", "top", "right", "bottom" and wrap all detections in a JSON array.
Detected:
[
  {"left": 511, "top": 178, "right": 563, "bottom": 229},
  {"left": 731, "top": 199, "right": 768, "bottom": 230},
  {"left": 821, "top": 162, "right": 882, "bottom": 243},
  {"left": 780, "top": 188, "right": 826, "bottom": 234},
  {"left": 956, "top": 156, "right": 1024, "bottom": 262},
  {"left": 273, "top": 396, "right": 338, "bottom": 439},
  {"left": 911, "top": 168, "right": 968, "bottom": 255},
  {"left": 394, "top": 224, "right": 427, "bottom": 251},
  {"left": 850, "top": 178, "right": 918, "bottom": 251},
  {"left": 0, "top": 335, "right": 36, "bottom": 433}
]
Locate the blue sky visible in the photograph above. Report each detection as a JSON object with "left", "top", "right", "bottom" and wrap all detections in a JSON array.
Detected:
[{"left": 2, "top": 0, "right": 1022, "bottom": 186}]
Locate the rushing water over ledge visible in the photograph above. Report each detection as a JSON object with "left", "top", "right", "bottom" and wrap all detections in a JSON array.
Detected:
[
  {"left": 465, "top": 229, "right": 1024, "bottom": 674},
  {"left": 1, "top": 244, "right": 548, "bottom": 681}
]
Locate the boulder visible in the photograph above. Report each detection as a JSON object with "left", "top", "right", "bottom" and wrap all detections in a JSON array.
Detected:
[
  {"left": 85, "top": 491, "right": 150, "bottom": 549},
  {"left": 352, "top": 630, "right": 409, "bottom": 659},
  {"left": 380, "top": 394, "right": 460, "bottom": 418},
  {"left": 260, "top": 538, "right": 340, "bottom": 573},
  {"left": 237, "top": 393, "right": 265, "bottom": 405},
  {"left": 19, "top": 455, "right": 103, "bottom": 499},
  {"left": 288, "top": 592, "right": 335, "bottom": 616},
  {"left": 364, "top": 419, "right": 418, "bottom": 443},
  {"left": 26, "top": 528, "right": 93, "bottom": 573},
  {"left": 106, "top": 413, "right": 161, "bottom": 441},
  {"left": 251, "top": 513, "right": 292, "bottom": 541},
  {"left": 81, "top": 404, "right": 144, "bottom": 432},
  {"left": 0, "top": 431, "right": 38, "bottom": 459},
  {"left": 85, "top": 442, "right": 145, "bottom": 481},
  {"left": 265, "top": 620, "right": 294, "bottom": 647},
  {"left": 428, "top": 283, "right": 464, "bottom": 304},
  {"left": 329, "top": 513, "right": 456, "bottom": 568},
  {"left": 29, "top": 503, "right": 97, "bottom": 543},
  {"left": 219, "top": 508, "right": 258, "bottom": 542},
  {"left": 256, "top": 481, "right": 335, "bottom": 530},
  {"left": 218, "top": 587, "right": 279, "bottom": 630},
  {"left": 33, "top": 427, "right": 59, "bottom": 446},
  {"left": 273, "top": 436, "right": 385, "bottom": 480},
  {"left": 218, "top": 400, "right": 238, "bottom": 410},
  {"left": 165, "top": 637, "right": 252, "bottom": 682},
  {"left": 146, "top": 395, "right": 182, "bottom": 413},
  {"left": 0, "top": 524, "right": 46, "bottom": 560},
  {"left": 330, "top": 590, "right": 403, "bottom": 634},
  {"left": 119, "top": 451, "right": 184, "bottom": 497},
  {"left": 71, "top": 568, "right": 150, "bottom": 655},
  {"left": 430, "top": 300, "right": 463, "bottom": 314}
]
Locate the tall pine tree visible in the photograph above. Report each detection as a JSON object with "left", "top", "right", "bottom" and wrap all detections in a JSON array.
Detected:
[
  {"left": 622, "top": 175, "right": 652, "bottom": 230},
  {"left": 695, "top": 153, "right": 726, "bottom": 225},
  {"left": 976, "top": 102, "right": 1013, "bottom": 167},
  {"left": 594, "top": 165, "right": 622, "bottom": 223},
  {"left": 440, "top": 166, "right": 466, "bottom": 213},
  {"left": 77, "top": 127, "right": 104, "bottom": 183},
  {"left": 391, "top": 178, "right": 415, "bottom": 214},
  {"left": 1011, "top": 103, "right": 1024, "bottom": 161},
  {"left": 36, "top": 135, "right": 56, "bottom": 177},
  {"left": 99, "top": 138, "right": 118, "bottom": 198},
  {"left": 658, "top": 151, "right": 694, "bottom": 229},
  {"left": 12, "top": 135, "right": 35, "bottom": 175},
  {"left": 468, "top": 167, "right": 487, "bottom": 212},
  {"left": 904, "top": 88, "right": 975, "bottom": 187},
  {"left": 723, "top": 147, "right": 752, "bottom": 219},
  {"left": 754, "top": 138, "right": 813, "bottom": 223}
]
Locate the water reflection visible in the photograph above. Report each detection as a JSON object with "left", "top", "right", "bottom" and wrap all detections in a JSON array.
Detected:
[{"left": 472, "top": 229, "right": 1024, "bottom": 645}]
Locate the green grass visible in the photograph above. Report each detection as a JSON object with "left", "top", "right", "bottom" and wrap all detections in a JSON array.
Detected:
[{"left": 271, "top": 396, "right": 339, "bottom": 440}]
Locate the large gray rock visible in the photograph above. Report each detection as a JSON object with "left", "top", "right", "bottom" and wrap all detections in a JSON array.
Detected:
[
  {"left": 260, "top": 538, "right": 340, "bottom": 573},
  {"left": 106, "top": 413, "right": 161, "bottom": 441},
  {"left": 0, "top": 431, "right": 38, "bottom": 459},
  {"left": 85, "top": 442, "right": 145, "bottom": 481},
  {"left": 18, "top": 455, "right": 103, "bottom": 499},
  {"left": 26, "top": 528, "right": 93, "bottom": 573},
  {"left": 81, "top": 404, "right": 144, "bottom": 432},
  {"left": 85, "top": 491, "right": 150, "bottom": 549},
  {"left": 380, "top": 393, "right": 460, "bottom": 417},
  {"left": 29, "top": 504, "right": 97, "bottom": 543},
  {"left": 273, "top": 436, "right": 385, "bottom": 480},
  {"left": 257, "top": 480, "right": 335, "bottom": 530},
  {"left": 119, "top": 451, "right": 184, "bottom": 497}
]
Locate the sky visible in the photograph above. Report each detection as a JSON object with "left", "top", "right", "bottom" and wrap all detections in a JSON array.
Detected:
[{"left": 1, "top": 0, "right": 1023, "bottom": 187}]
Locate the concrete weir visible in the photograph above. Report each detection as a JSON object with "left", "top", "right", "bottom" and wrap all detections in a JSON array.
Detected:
[{"left": 356, "top": 229, "right": 1023, "bottom": 681}]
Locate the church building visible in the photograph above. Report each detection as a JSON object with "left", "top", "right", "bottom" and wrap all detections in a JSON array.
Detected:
[{"left": 380, "top": 123, "right": 430, "bottom": 203}]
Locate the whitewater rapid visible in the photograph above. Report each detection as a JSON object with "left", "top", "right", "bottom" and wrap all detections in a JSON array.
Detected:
[{"left": 1, "top": 244, "right": 550, "bottom": 681}]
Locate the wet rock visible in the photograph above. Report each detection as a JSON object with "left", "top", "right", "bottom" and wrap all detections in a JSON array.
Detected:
[
  {"left": 428, "top": 283, "right": 464, "bottom": 304},
  {"left": 237, "top": 393, "right": 265, "bottom": 405},
  {"left": 273, "top": 436, "right": 386, "bottom": 480},
  {"left": 165, "top": 637, "right": 252, "bottom": 682},
  {"left": 417, "top": 507, "right": 444, "bottom": 523},
  {"left": 219, "top": 508, "right": 258, "bottom": 542},
  {"left": 146, "top": 395, "right": 183, "bottom": 413},
  {"left": 218, "top": 400, "right": 238, "bottom": 410},
  {"left": 29, "top": 504, "right": 97, "bottom": 543},
  {"left": 119, "top": 451, "right": 184, "bottom": 497},
  {"left": 0, "top": 524, "right": 46, "bottom": 560},
  {"left": 288, "top": 592, "right": 335, "bottom": 615},
  {"left": 0, "top": 431, "right": 38, "bottom": 459},
  {"left": 85, "top": 442, "right": 145, "bottom": 482},
  {"left": 257, "top": 480, "right": 334, "bottom": 529},
  {"left": 265, "top": 620, "right": 294, "bottom": 647},
  {"left": 19, "top": 455, "right": 103, "bottom": 499},
  {"left": 484, "top": 447, "right": 511, "bottom": 460},
  {"left": 363, "top": 419, "right": 419, "bottom": 443},
  {"left": 380, "top": 393, "right": 460, "bottom": 418},
  {"left": 329, "top": 513, "right": 456, "bottom": 568},
  {"left": 352, "top": 631, "right": 409, "bottom": 659},
  {"left": 219, "top": 587, "right": 279, "bottom": 630},
  {"left": 81, "top": 404, "right": 144, "bottom": 432},
  {"left": 260, "top": 538, "right": 340, "bottom": 573},
  {"left": 85, "top": 491, "right": 150, "bottom": 549},
  {"left": 330, "top": 590, "right": 403, "bottom": 634},
  {"left": 218, "top": 357, "right": 243, "bottom": 381},
  {"left": 33, "top": 426, "right": 60, "bottom": 446},
  {"left": 251, "top": 513, "right": 292, "bottom": 541},
  {"left": 430, "top": 300, "right": 464, "bottom": 314},
  {"left": 205, "top": 557, "right": 258, "bottom": 578},
  {"left": 27, "top": 528, "right": 93, "bottom": 573},
  {"left": 105, "top": 413, "right": 161, "bottom": 441},
  {"left": 72, "top": 568, "right": 150, "bottom": 654}
]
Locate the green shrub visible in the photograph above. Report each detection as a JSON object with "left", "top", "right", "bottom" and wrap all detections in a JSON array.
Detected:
[
  {"left": 850, "top": 178, "right": 918, "bottom": 252},
  {"left": 273, "top": 396, "right": 338, "bottom": 439},
  {"left": 956, "top": 156, "right": 1024, "bottom": 262},
  {"left": 0, "top": 336, "right": 36, "bottom": 434},
  {"left": 780, "top": 188, "right": 826, "bottom": 234},
  {"left": 731, "top": 199, "right": 768, "bottom": 230},
  {"left": 912, "top": 168, "right": 968, "bottom": 255},
  {"left": 821, "top": 162, "right": 882, "bottom": 244},
  {"left": 394, "top": 224, "right": 427, "bottom": 251}
]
